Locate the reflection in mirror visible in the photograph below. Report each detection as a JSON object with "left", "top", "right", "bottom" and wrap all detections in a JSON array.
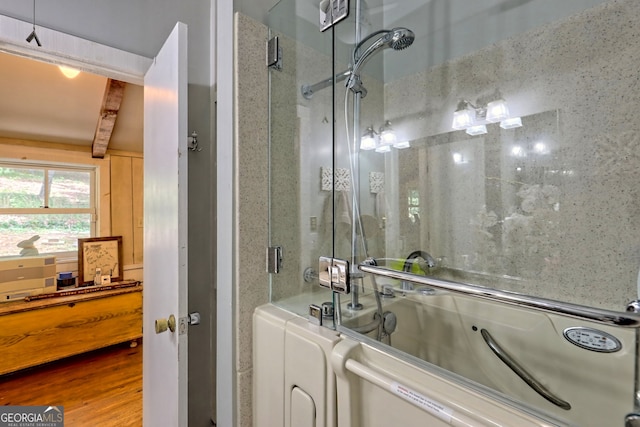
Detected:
[{"left": 386, "top": 110, "right": 622, "bottom": 309}]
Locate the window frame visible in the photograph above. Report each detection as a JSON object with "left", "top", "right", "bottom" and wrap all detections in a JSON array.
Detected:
[{"left": 0, "top": 160, "right": 99, "bottom": 259}]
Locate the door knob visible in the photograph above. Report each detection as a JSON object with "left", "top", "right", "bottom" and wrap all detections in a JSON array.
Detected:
[{"left": 155, "top": 314, "right": 176, "bottom": 334}]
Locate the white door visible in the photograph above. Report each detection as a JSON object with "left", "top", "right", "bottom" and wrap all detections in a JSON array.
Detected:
[{"left": 143, "top": 22, "right": 189, "bottom": 427}]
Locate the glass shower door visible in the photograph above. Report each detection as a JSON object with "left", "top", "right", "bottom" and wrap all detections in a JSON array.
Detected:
[
  {"left": 267, "top": 0, "right": 640, "bottom": 425},
  {"left": 267, "top": 0, "right": 339, "bottom": 316}
]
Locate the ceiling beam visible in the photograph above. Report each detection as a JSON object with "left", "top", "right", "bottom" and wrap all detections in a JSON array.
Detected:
[{"left": 92, "top": 79, "right": 126, "bottom": 158}]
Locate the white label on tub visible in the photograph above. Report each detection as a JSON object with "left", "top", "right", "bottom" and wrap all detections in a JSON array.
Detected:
[{"left": 391, "top": 382, "right": 453, "bottom": 423}]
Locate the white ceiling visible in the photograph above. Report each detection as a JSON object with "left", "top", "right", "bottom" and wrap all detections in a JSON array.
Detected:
[{"left": 0, "top": 51, "right": 143, "bottom": 153}]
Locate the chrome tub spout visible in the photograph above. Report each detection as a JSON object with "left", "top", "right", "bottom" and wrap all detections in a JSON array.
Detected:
[{"left": 402, "top": 250, "right": 437, "bottom": 291}]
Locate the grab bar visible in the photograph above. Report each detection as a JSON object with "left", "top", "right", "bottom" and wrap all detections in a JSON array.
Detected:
[
  {"left": 342, "top": 354, "right": 480, "bottom": 425},
  {"left": 480, "top": 329, "right": 571, "bottom": 410},
  {"left": 358, "top": 262, "right": 640, "bottom": 328}
]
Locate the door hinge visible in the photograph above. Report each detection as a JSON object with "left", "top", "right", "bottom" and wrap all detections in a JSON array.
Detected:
[
  {"left": 319, "top": 0, "right": 349, "bottom": 32},
  {"left": 266, "top": 246, "right": 283, "bottom": 274},
  {"left": 318, "top": 256, "right": 350, "bottom": 294},
  {"left": 266, "top": 36, "right": 282, "bottom": 71}
]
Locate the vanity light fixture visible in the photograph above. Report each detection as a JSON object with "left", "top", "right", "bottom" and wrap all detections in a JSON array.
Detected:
[
  {"left": 378, "top": 121, "right": 397, "bottom": 147},
  {"left": 360, "top": 126, "right": 377, "bottom": 150},
  {"left": 452, "top": 96, "right": 522, "bottom": 135},
  {"left": 374, "top": 144, "right": 392, "bottom": 153},
  {"left": 500, "top": 117, "right": 522, "bottom": 129},
  {"left": 485, "top": 99, "right": 509, "bottom": 122},
  {"left": 361, "top": 121, "right": 409, "bottom": 151},
  {"left": 452, "top": 101, "right": 476, "bottom": 130},
  {"left": 466, "top": 125, "right": 488, "bottom": 136}
]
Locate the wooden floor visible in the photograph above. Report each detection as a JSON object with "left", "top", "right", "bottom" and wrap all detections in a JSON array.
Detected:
[{"left": 0, "top": 342, "right": 142, "bottom": 426}]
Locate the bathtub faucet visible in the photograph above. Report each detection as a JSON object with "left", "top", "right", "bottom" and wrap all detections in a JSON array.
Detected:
[{"left": 401, "top": 250, "right": 437, "bottom": 291}]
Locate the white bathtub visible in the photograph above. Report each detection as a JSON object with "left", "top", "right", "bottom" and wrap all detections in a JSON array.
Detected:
[
  {"left": 340, "top": 289, "right": 637, "bottom": 427},
  {"left": 255, "top": 293, "right": 637, "bottom": 427}
]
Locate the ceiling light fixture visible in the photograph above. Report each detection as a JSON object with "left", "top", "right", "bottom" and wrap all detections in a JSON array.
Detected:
[
  {"left": 25, "top": 0, "right": 42, "bottom": 47},
  {"left": 452, "top": 96, "right": 522, "bottom": 135},
  {"left": 58, "top": 66, "right": 80, "bottom": 79}
]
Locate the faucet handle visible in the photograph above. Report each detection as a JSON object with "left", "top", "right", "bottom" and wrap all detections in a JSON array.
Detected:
[
  {"left": 380, "top": 284, "right": 395, "bottom": 298},
  {"left": 626, "top": 300, "right": 640, "bottom": 313}
]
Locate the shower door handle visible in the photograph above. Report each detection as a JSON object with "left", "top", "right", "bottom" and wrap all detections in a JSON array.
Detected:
[{"left": 480, "top": 328, "right": 571, "bottom": 410}]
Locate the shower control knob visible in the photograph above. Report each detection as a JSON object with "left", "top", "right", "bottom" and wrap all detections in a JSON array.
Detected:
[{"left": 626, "top": 300, "right": 640, "bottom": 313}]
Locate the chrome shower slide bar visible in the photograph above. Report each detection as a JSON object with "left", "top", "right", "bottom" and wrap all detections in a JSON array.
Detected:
[
  {"left": 301, "top": 69, "right": 351, "bottom": 100},
  {"left": 358, "top": 262, "right": 640, "bottom": 328}
]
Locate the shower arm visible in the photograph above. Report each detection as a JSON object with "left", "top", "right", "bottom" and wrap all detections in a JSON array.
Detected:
[{"left": 301, "top": 69, "right": 352, "bottom": 100}]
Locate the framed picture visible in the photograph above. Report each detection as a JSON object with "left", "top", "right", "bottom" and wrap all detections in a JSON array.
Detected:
[{"left": 78, "top": 236, "right": 123, "bottom": 284}]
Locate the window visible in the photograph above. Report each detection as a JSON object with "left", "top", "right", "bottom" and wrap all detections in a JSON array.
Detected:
[
  {"left": 408, "top": 188, "right": 420, "bottom": 223},
  {"left": 0, "top": 163, "right": 96, "bottom": 258}
]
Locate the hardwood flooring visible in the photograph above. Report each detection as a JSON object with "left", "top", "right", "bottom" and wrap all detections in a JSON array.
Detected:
[{"left": 0, "top": 342, "right": 142, "bottom": 426}]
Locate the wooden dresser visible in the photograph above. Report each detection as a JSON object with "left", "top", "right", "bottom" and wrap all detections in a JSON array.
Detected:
[{"left": 0, "top": 285, "right": 142, "bottom": 376}]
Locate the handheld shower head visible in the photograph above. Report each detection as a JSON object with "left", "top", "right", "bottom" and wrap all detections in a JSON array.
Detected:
[
  {"left": 353, "top": 27, "right": 415, "bottom": 65},
  {"left": 387, "top": 27, "right": 415, "bottom": 51},
  {"left": 347, "top": 27, "right": 415, "bottom": 97}
]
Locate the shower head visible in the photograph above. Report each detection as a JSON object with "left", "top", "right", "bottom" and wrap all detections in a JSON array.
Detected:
[
  {"left": 385, "top": 27, "right": 415, "bottom": 51},
  {"left": 353, "top": 27, "right": 414, "bottom": 68},
  {"left": 347, "top": 27, "right": 415, "bottom": 97}
]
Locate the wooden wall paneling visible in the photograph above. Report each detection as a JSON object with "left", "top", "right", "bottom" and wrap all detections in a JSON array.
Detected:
[
  {"left": 110, "top": 155, "right": 134, "bottom": 266},
  {"left": 132, "top": 157, "right": 144, "bottom": 264}
]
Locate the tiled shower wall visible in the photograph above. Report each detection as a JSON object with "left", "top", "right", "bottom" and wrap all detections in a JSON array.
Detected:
[
  {"left": 235, "top": 13, "right": 269, "bottom": 427},
  {"left": 386, "top": 0, "right": 640, "bottom": 310}
]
